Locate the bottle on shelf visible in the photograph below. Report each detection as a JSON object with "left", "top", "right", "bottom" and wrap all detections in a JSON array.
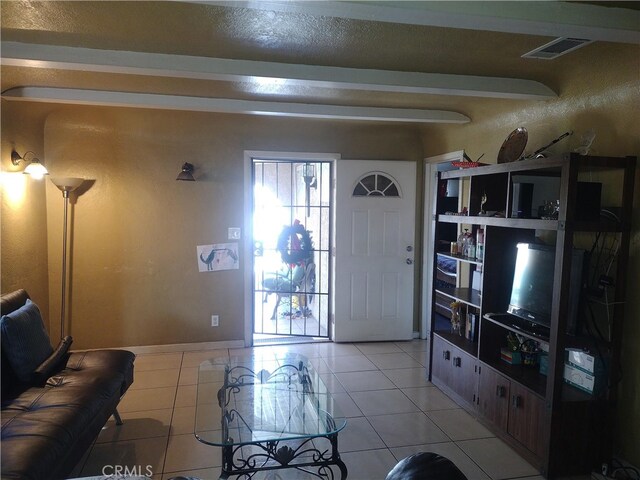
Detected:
[
  {"left": 457, "top": 229, "right": 468, "bottom": 257},
  {"left": 466, "top": 236, "right": 476, "bottom": 258},
  {"left": 476, "top": 228, "right": 485, "bottom": 261},
  {"left": 460, "top": 229, "right": 474, "bottom": 258}
]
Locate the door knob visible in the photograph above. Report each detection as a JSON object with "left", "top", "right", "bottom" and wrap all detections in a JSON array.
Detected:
[
  {"left": 406, "top": 258, "right": 413, "bottom": 265},
  {"left": 406, "top": 246, "right": 413, "bottom": 252}
]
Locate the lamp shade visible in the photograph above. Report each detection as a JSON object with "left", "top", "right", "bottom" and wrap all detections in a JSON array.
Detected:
[
  {"left": 51, "top": 177, "right": 84, "bottom": 193},
  {"left": 23, "top": 161, "right": 49, "bottom": 179}
]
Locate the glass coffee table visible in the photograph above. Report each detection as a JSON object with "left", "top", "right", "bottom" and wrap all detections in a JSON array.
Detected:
[{"left": 195, "top": 354, "right": 348, "bottom": 479}]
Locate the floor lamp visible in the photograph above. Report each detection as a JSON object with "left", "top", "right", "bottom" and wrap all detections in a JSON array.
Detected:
[{"left": 51, "top": 177, "right": 84, "bottom": 339}]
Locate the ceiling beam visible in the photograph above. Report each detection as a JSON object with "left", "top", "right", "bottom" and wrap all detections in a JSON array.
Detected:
[
  {"left": 1, "top": 87, "right": 471, "bottom": 124},
  {"left": 191, "top": 1, "right": 640, "bottom": 44},
  {"left": 1, "top": 42, "right": 556, "bottom": 100}
]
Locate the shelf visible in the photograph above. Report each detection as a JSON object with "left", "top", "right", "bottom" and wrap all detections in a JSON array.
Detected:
[
  {"left": 434, "top": 330, "right": 478, "bottom": 357},
  {"left": 439, "top": 214, "right": 559, "bottom": 230},
  {"left": 438, "top": 215, "right": 627, "bottom": 234},
  {"left": 483, "top": 313, "right": 550, "bottom": 343},
  {"left": 435, "top": 287, "right": 482, "bottom": 308},
  {"left": 441, "top": 156, "right": 565, "bottom": 179},
  {"left": 437, "top": 252, "right": 483, "bottom": 266},
  {"left": 481, "top": 358, "right": 547, "bottom": 398}
]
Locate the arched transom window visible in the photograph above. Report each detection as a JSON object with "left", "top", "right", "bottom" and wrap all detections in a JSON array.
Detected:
[{"left": 352, "top": 172, "right": 400, "bottom": 197}]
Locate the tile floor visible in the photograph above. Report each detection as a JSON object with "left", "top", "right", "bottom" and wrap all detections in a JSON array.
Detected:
[{"left": 73, "top": 340, "right": 587, "bottom": 480}]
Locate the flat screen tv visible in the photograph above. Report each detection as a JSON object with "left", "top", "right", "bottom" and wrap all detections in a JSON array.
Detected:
[{"left": 507, "top": 243, "right": 584, "bottom": 335}]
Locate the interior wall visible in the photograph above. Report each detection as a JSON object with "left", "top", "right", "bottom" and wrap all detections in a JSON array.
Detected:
[
  {"left": 420, "top": 45, "right": 640, "bottom": 465},
  {"left": 1, "top": 101, "right": 54, "bottom": 330},
  {"left": 38, "top": 106, "right": 423, "bottom": 349}
]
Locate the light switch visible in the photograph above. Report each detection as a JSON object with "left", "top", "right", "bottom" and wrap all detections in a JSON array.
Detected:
[{"left": 228, "top": 227, "right": 241, "bottom": 240}]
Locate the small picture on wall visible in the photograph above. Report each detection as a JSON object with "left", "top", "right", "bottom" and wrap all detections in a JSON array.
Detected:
[{"left": 197, "top": 242, "right": 239, "bottom": 272}]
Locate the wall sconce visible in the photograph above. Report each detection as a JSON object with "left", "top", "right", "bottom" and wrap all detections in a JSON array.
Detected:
[
  {"left": 176, "top": 162, "right": 195, "bottom": 181},
  {"left": 11, "top": 149, "right": 49, "bottom": 179}
]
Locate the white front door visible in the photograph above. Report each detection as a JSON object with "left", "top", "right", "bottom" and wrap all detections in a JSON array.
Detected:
[{"left": 334, "top": 160, "right": 416, "bottom": 342}]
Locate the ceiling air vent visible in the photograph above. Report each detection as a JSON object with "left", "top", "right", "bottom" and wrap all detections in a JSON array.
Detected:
[{"left": 522, "top": 37, "right": 593, "bottom": 60}]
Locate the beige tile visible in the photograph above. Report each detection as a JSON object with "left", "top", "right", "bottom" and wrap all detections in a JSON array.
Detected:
[
  {"left": 401, "top": 386, "right": 459, "bottom": 411},
  {"left": 97, "top": 409, "right": 172, "bottom": 443},
  {"left": 406, "top": 349, "right": 430, "bottom": 367},
  {"left": 197, "top": 367, "right": 227, "bottom": 385},
  {"left": 350, "top": 389, "right": 419, "bottom": 416},
  {"left": 338, "top": 416, "right": 385, "bottom": 452},
  {"left": 178, "top": 366, "right": 198, "bottom": 385},
  {"left": 395, "top": 340, "right": 429, "bottom": 353},
  {"left": 119, "top": 386, "right": 177, "bottom": 413},
  {"left": 341, "top": 448, "right": 398, "bottom": 479},
  {"left": 382, "top": 368, "right": 432, "bottom": 388},
  {"left": 317, "top": 343, "right": 361, "bottom": 357},
  {"left": 229, "top": 346, "right": 275, "bottom": 359},
  {"left": 368, "top": 412, "right": 449, "bottom": 447},
  {"left": 182, "top": 349, "right": 229, "bottom": 368},
  {"left": 457, "top": 437, "right": 538, "bottom": 480},
  {"left": 390, "top": 442, "right": 491, "bottom": 480},
  {"left": 195, "top": 402, "right": 222, "bottom": 432},
  {"left": 170, "top": 406, "right": 196, "bottom": 436},
  {"left": 197, "top": 381, "right": 222, "bottom": 406},
  {"left": 354, "top": 342, "right": 403, "bottom": 355},
  {"left": 130, "top": 369, "right": 180, "bottom": 390},
  {"left": 308, "top": 356, "right": 331, "bottom": 374},
  {"left": 332, "top": 392, "right": 363, "bottom": 418},
  {"left": 366, "top": 352, "right": 423, "bottom": 370},
  {"left": 272, "top": 342, "right": 321, "bottom": 358},
  {"left": 335, "top": 370, "right": 396, "bottom": 392},
  {"left": 161, "top": 467, "right": 219, "bottom": 480},
  {"left": 318, "top": 373, "right": 347, "bottom": 393},
  {"left": 175, "top": 384, "right": 197, "bottom": 407},
  {"left": 426, "top": 408, "right": 494, "bottom": 441},
  {"left": 135, "top": 353, "right": 183, "bottom": 372},
  {"left": 324, "top": 354, "right": 377, "bottom": 373},
  {"left": 81, "top": 436, "right": 167, "bottom": 476},
  {"left": 163, "top": 433, "right": 222, "bottom": 473}
]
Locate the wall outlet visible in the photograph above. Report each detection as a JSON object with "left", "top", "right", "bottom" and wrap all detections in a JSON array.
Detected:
[
  {"left": 211, "top": 315, "right": 219, "bottom": 327},
  {"left": 228, "top": 227, "right": 241, "bottom": 240}
]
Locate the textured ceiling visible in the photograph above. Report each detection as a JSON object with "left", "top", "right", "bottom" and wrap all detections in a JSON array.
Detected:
[{"left": 1, "top": 1, "right": 638, "bottom": 124}]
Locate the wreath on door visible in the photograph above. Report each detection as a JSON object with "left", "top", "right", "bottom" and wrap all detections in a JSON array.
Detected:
[{"left": 276, "top": 222, "right": 314, "bottom": 266}]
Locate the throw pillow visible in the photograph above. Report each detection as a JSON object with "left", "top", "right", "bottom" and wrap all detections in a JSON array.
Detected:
[
  {"left": 32, "top": 335, "right": 73, "bottom": 386},
  {"left": 0, "top": 299, "right": 53, "bottom": 383}
]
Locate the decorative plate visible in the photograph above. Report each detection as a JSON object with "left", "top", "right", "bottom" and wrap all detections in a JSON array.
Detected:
[{"left": 497, "top": 127, "right": 528, "bottom": 163}]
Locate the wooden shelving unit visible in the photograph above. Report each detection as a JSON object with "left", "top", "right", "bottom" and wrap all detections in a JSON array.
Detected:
[{"left": 428, "top": 153, "right": 636, "bottom": 478}]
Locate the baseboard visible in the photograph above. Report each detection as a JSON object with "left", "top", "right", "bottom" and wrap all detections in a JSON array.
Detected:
[{"left": 73, "top": 339, "right": 245, "bottom": 355}]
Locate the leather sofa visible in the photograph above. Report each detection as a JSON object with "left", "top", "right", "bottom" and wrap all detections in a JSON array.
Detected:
[{"left": 1, "top": 289, "right": 135, "bottom": 480}]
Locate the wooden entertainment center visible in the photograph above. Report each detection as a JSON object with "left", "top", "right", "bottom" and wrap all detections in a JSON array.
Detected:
[{"left": 428, "top": 153, "right": 636, "bottom": 478}]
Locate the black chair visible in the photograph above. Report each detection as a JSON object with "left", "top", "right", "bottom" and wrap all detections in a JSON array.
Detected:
[{"left": 386, "top": 452, "right": 468, "bottom": 480}]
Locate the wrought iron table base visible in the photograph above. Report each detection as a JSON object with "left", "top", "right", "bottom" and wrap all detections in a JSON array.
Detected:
[{"left": 219, "top": 434, "right": 347, "bottom": 479}]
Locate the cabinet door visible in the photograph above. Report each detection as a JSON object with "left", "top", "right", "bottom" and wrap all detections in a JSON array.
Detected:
[
  {"left": 508, "top": 383, "right": 546, "bottom": 457},
  {"left": 431, "top": 336, "right": 452, "bottom": 385},
  {"left": 450, "top": 346, "right": 477, "bottom": 406},
  {"left": 477, "top": 366, "right": 510, "bottom": 431}
]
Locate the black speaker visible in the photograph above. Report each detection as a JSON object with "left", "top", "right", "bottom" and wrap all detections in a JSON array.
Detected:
[{"left": 511, "top": 183, "right": 534, "bottom": 218}]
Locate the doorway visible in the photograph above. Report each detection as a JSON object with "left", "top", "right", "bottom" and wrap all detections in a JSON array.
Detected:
[{"left": 252, "top": 158, "right": 333, "bottom": 341}]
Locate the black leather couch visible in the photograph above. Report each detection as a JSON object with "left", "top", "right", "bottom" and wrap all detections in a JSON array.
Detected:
[{"left": 1, "top": 289, "right": 135, "bottom": 480}]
